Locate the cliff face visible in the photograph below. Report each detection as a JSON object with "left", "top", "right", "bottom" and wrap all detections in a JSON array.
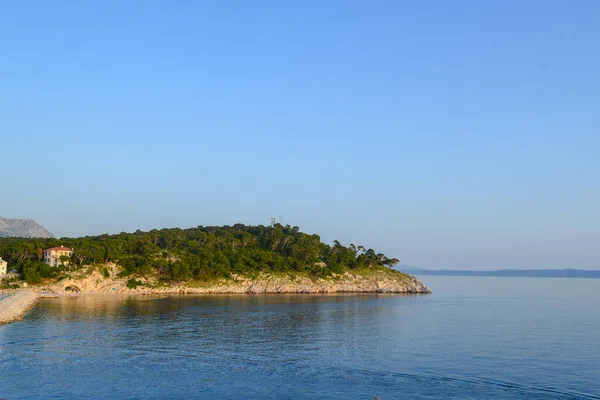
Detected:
[
  {"left": 48, "top": 264, "right": 431, "bottom": 295},
  {"left": 0, "top": 218, "right": 54, "bottom": 238}
]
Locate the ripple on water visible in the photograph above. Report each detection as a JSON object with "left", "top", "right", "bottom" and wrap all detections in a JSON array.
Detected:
[{"left": 1, "top": 279, "right": 599, "bottom": 400}]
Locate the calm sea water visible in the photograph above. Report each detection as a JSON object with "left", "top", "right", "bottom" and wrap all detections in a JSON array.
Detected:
[{"left": 1, "top": 276, "right": 599, "bottom": 399}]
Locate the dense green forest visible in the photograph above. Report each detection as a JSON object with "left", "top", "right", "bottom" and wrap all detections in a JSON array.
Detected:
[{"left": 0, "top": 224, "right": 400, "bottom": 284}]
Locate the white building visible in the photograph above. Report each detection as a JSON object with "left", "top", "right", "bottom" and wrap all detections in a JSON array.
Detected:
[
  {"left": 43, "top": 246, "right": 74, "bottom": 267},
  {"left": 0, "top": 258, "right": 7, "bottom": 275}
]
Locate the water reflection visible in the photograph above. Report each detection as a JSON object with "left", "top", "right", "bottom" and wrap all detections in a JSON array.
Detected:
[
  {"left": 2, "top": 283, "right": 597, "bottom": 400},
  {"left": 23, "top": 294, "right": 415, "bottom": 361}
]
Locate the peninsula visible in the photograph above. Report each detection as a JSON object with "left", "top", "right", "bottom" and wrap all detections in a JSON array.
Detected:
[{"left": 0, "top": 224, "right": 430, "bottom": 298}]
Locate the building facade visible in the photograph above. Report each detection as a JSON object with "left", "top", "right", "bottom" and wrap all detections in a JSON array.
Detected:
[
  {"left": 0, "top": 258, "right": 7, "bottom": 275},
  {"left": 43, "top": 246, "right": 74, "bottom": 267}
]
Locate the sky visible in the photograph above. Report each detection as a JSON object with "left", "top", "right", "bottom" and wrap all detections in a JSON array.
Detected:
[{"left": 1, "top": 0, "right": 599, "bottom": 270}]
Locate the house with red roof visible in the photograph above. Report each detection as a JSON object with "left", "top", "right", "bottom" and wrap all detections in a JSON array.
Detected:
[{"left": 43, "top": 246, "right": 74, "bottom": 267}]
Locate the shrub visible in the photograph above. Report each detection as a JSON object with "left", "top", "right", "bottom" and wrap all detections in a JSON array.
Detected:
[
  {"left": 38, "top": 263, "right": 55, "bottom": 279},
  {"left": 24, "top": 268, "right": 41, "bottom": 285},
  {"left": 101, "top": 267, "right": 110, "bottom": 278},
  {"left": 126, "top": 278, "right": 143, "bottom": 289},
  {"left": 1, "top": 276, "right": 19, "bottom": 284},
  {"left": 1, "top": 283, "right": 20, "bottom": 289}
]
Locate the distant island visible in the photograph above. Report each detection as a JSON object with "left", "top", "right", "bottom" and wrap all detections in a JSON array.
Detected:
[
  {"left": 0, "top": 224, "right": 430, "bottom": 294},
  {"left": 401, "top": 268, "right": 600, "bottom": 279}
]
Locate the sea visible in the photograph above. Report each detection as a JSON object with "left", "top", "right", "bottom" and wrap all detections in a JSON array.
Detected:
[{"left": 1, "top": 276, "right": 599, "bottom": 399}]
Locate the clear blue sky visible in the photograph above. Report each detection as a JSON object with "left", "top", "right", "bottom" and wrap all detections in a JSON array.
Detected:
[{"left": 1, "top": 1, "right": 599, "bottom": 270}]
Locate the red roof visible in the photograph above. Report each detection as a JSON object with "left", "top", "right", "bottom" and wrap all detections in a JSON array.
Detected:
[{"left": 44, "top": 246, "right": 73, "bottom": 252}]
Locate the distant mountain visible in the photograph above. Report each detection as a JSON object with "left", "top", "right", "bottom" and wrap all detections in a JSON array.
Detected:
[
  {"left": 402, "top": 268, "right": 600, "bottom": 279},
  {"left": 0, "top": 217, "right": 54, "bottom": 238}
]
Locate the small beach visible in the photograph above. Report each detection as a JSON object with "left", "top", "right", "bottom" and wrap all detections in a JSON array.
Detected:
[{"left": 0, "top": 290, "right": 39, "bottom": 325}]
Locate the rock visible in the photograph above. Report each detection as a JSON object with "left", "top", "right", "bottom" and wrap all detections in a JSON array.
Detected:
[{"left": 48, "top": 263, "right": 431, "bottom": 295}]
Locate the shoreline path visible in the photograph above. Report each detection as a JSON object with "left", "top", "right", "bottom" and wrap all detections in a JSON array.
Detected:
[{"left": 0, "top": 291, "right": 39, "bottom": 325}]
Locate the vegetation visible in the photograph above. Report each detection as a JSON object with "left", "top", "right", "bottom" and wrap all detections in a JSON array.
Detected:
[
  {"left": 0, "top": 224, "right": 400, "bottom": 283},
  {"left": 0, "top": 275, "right": 21, "bottom": 289},
  {"left": 126, "top": 278, "right": 143, "bottom": 289}
]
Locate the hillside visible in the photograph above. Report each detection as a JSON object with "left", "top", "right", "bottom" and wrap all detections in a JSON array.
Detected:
[
  {"left": 0, "top": 217, "right": 54, "bottom": 238},
  {"left": 0, "top": 224, "right": 430, "bottom": 293},
  {"left": 44, "top": 262, "right": 429, "bottom": 294}
]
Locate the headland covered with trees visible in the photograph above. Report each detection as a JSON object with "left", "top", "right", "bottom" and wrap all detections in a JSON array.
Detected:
[
  {"left": 0, "top": 224, "right": 398, "bottom": 283},
  {"left": 0, "top": 224, "right": 412, "bottom": 289}
]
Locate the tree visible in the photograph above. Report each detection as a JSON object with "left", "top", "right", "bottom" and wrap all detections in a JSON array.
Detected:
[
  {"left": 12, "top": 244, "right": 33, "bottom": 264},
  {"left": 36, "top": 248, "right": 44, "bottom": 262},
  {"left": 73, "top": 251, "right": 87, "bottom": 266},
  {"left": 0, "top": 224, "right": 404, "bottom": 282},
  {"left": 25, "top": 268, "right": 41, "bottom": 284},
  {"left": 59, "top": 255, "right": 70, "bottom": 267}
]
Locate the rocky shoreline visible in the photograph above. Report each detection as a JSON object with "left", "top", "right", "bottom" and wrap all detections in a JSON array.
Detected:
[
  {"left": 46, "top": 264, "right": 431, "bottom": 295},
  {"left": 0, "top": 291, "right": 40, "bottom": 325},
  {"left": 0, "top": 266, "right": 430, "bottom": 325}
]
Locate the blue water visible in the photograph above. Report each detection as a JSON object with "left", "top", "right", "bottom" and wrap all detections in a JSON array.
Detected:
[{"left": 1, "top": 276, "right": 599, "bottom": 399}]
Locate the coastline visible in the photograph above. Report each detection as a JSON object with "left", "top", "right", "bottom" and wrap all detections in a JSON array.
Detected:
[
  {"left": 0, "top": 290, "right": 39, "bottom": 325},
  {"left": 1, "top": 268, "right": 430, "bottom": 325},
  {"left": 47, "top": 265, "right": 431, "bottom": 296}
]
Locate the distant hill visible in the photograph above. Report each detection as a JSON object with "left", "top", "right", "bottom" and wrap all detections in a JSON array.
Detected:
[
  {"left": 402, "top": 268, "right": 600, "bottom": 279},
  {"left": 0, "top": 224, "right": 429, "bottom": 295},
  {"left": 399, "top": 265, "right": 424, "bottom": 271},
  {"left": 0, "top": 217, "right": 54, "bottom": 238}
]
